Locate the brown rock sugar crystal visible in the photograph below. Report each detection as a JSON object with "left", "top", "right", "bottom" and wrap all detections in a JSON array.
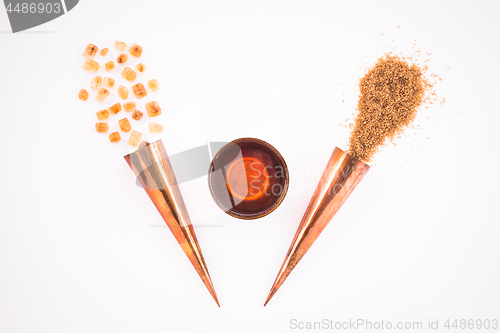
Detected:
[
  {"left": 348, "top": 54, "right": 429, "bottom": 162},
  {"left": 78, "top": 89, "right": 89, "bottom": 101},
  {"left": 83, "top": 44, "right": 98, "bottom": 59},
  {"left": 109, "top": 131, "right": 121, "bottom": 143},
  {"left": 131, "top": 110, "right": 143, "bottom": 121}
]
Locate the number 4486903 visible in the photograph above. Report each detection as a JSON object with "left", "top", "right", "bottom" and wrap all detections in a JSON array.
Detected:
[
  {"left": 444, "top": 319, "right": 498, "bottom": 330},
  {"left": 6, "top": 2, "right": 61, "bottom": 14}
]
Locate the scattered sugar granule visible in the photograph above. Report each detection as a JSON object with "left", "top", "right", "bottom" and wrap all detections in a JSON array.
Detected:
[
  {"left": 117, "top": 53, "right": 128, "bottom": 64},
  {"left": 136, "top": 63, "right": 146, "bottom": 73},
  {"left": 123, "top": 101, "right": 136, "bottom": 112},
  {"left": 108, "top": 102, "right": 122, "bottom": 115},
  {"left": 90, "top": 76, "right": 102, "bottom": 90},
  {"left": 119, "top": 118, "right": 131, "bottom": 132},
  {"left": 78, "top": 89, "right": 89, "bottom": 101},
  {"left": 83, "top": 44, "right": 98, "bottom": 59},
  {"left": 148, "top": 79, "right": 159, "bottom": 92},
  {"left": 129, "top": 43, "right": 143, "bottom": 58},
  {"left": 95, "top": 122, "right": 109, "bottom": 133},
  {"left": 83, "top": 59, "right": 100, "bottom": 71},
  {"left": 109, "top": 131, "right": 121, "bottom": 143},
  {"left": 131, "top": 83, "right": 147, "bottom": 98},
  {"left": 149, "top": 122, "right": 163, "bottom": 133},
  {"left": 103, "top": 77, "right": 115, "bottom": 88},
  {"left": 121, "top": 67, "right": 137, "bottom": 82},
  {"left": 96, "top": 109, "right": 110, "bottom": 121},
  {"left": 105, "top": 61, "right": 115, "bottom": 72},
  {"left": 118, "top": 85, "right": 129, "bottom": 100},
  {"left": 127, "top": 130, "right": 142, "bottom": 146},
  {"left": 131, "top": 110, "right": 143, "bottom": 121},
  {"left": 115, "top": 41, "right": 126, "bottom": 51},
  {"left": 95, "top": 88, "right": 110, "bottom": 103},
  {"left": 145, "top": 101, "right": 161, "bottom": 117}
]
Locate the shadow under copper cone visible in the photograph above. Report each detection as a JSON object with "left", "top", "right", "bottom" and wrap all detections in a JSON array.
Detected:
[
  {"left": 264, "top": 147, "right": 370, "bottom": 306},
  {"left": 124, "top": 140, "right": 219, "bottom": 307}
]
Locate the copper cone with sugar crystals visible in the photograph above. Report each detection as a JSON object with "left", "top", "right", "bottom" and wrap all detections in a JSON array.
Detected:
[
  {"left": 265, "top": 147, "right": 370, "bottom": 306},
  {"left": 124, "top": 140, "right": 219, "bottom": 306}
]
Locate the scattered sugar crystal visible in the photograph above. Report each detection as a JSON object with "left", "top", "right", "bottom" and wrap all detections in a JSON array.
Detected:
[
  {"left": 103, "top": 77, "right": 115, "bottom": 88},
  {"left": 118, "top": 85, "right": 129, "bottom": 100},
  {"left": 121, "top": 67, "right": 137, "bottom": 82},
  {"left": 131, "top": 83, "right": 147, "bottom": 98},
  {"left": 83, "top": 59, "right": 100, "bottom": 71},
  {"left": 136, "top": 63, "right": 146, "bottom": 73},
  {"left": 109, "top": 131, "right": 121, "bottom": 143},
  {"left": 127, "top": 130, "right": 142, "bottom": 147},
  {"left": 119, "top": 118, "right": 131, "bottom": 132},
  {"left": 117, "top": 53, "right": 128, "bottom": 64},
  {"left": 95, "top": 122, "right": 109, "bottom": 133},
  {"left": 123, "top": 101, "right": 136, "bottom": 112},
  {"left": 148, "top": 79, "right": 159, "bottom": 92},
  {"left": 83, "top": 44, "right": 98, "bottom": 59},
  {"left": 132, "top": 110, "right": 143, "bottom": 121},
  {"left": 78, "top": 89, "right": 89, "bottom": 101},
  {"left": 96, "top": 109, "right": 110, "bottom": 121},
  {"left": 95, "top": 88, "right": 110, "bottom": 103},
  {"left": 129, "top": 43, "right": 143, "bottom": 58},
  {"left": 115, "top": 41, "right": 127, "bottom": 51},
  {"left": 105, "top": 61, "right": 115, "bottom": 71},
  {"left": 90, "top": 76, "right": 102, "bottom": 90},
  {"left": 149, "top": 122, "right": 163, "bottom": 133},
  {"left": 146, "top": 101, "right": 161, "bottom": 117},
  {"left": 100, "top": 48, "right": 108, "bottom": 56},
  {"left": 108, "top": 102, "right": 122, "bottom": 115}
]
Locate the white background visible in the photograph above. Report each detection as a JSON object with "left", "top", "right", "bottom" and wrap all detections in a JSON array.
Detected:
[{"left": 1, "top": 1, "right": 499, "bottom": 332}]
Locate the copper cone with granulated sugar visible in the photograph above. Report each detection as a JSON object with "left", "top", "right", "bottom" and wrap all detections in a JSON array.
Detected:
[
  {"left": 264, "top": 147, "right": 370, "bottom": 306},
  {"left": 124, "top": 140, "right": 219, "bottom": 307}
]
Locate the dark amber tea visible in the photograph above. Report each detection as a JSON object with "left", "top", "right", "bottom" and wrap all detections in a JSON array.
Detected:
[{"left": 208, "top": 138, "right": 289, "bottom": 219}]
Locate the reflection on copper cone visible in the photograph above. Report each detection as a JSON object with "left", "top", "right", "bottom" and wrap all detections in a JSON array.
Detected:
[
  {"left": 264, "top": 147, "right": 370, "bottom": 306},
  {"left": 124, "top": 140, "right": 219, "bottom": 307}
]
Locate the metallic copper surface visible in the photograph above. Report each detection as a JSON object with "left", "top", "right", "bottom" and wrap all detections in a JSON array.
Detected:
[
  {"left": 264, "top": 147, "right": 370, "bottom": 306},
  {"left": 124, "top": 140, "right": 219, "bottom": 307}
]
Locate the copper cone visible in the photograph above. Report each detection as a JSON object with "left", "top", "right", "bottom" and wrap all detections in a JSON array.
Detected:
[
  {"left": 124, "top": 140, "right": 219, "bottom": 307},
  {"left": 264, "top": 147, "right": 370, "bottom": 306}
]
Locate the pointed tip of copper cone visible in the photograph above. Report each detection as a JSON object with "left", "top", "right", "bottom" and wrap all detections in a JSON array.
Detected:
[
  {"left": 201, "top": 274, "right": 220, "bottom": 307},
  {"left": 210, "top": 289, "right": 220, "bottom": 307},
  {"left": 209, "top": 290, "right": 220, "bottom": 307},
  {"left": 263, "top": 294, "right": 273, "bottom": 307},
  {"left": 264, "top": 260, "right": 291, "bottom": 306},
  {"left": 175, "top": 224, "right": 221, "bottom": 307},
  {"left": 264, "top": 283, "right": 280, "bottom": 306}
]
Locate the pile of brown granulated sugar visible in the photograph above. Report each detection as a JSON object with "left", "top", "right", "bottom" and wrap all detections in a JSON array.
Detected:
[{"left": 348, "top": 53, "right": 432, "bottom": 162}]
